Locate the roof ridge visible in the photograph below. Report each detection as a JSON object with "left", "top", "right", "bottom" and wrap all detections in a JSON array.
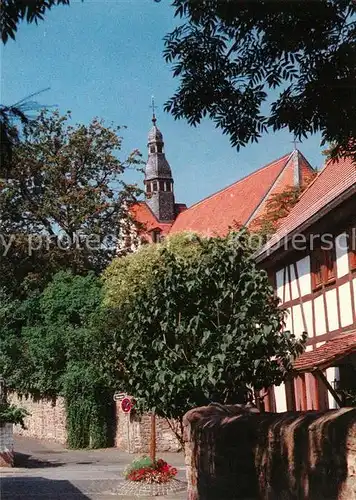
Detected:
[
  {"left": 143, "top": 201, "right": 174, "bottom": 226},
  {"left": 183, "top": 152, "right": 293, "bottom": 212},
  {"left": 292, "top": 154, "right": 331, "bottom": 204},
  {"left": 133, "top": 201, "right": 174, "bottom": 232},
  {"left": 255, "top": 155, "right": 356, "bottom": 261},
  {"left": 296, "top": 150, "right": 316, "bottom": 174},
  {"left": 245, "top": 151, "right": 296, "bottom": 225},
  {"left": 134, "top": 200, "right": 160, "bottom": 222}
]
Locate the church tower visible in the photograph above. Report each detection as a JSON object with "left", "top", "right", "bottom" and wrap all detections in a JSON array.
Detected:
[{"left": 144, "top": 111, "right": 175, "bottom": 222}]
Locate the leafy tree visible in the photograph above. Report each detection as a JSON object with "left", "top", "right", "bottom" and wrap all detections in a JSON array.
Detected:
[
  {"left": 164, "top": 0, "right": 356, "bottom": 159},
  {"left": 0, "top": 290, "right": 33, "bottom": 391},
  {"left": 0, "top": 271, "right": 114, "bottom": 447},
  {"left": 106, "top": 231, "right": 306, "bottom": 441},
  {"left": 0, "top": 272, "right": 102, "bottom": 395},
  {"left": 319, "top": 140, "right": 356, "bottom": 161},
  {"left": 0, "top": 110, "right": 141, "bottom": 295},
  {"left": 1, "top": 0, "right": 70, "bottom": 43},
  {"left": 0, "top": 402, "right": 29, "bottom": 428},
  {"left": 0, "top": 103, "right": 28, "bottom": 172},
  {"left": 103, "top": 231, "right": 202, "bottom": 307},
  {"left": 0, "top": 89, "right": 51, "bottom": 174}
]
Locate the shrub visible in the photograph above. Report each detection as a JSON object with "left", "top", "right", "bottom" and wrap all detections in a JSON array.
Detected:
[{"left": 0, "top": 402, "right": 29, "bottom": 428}]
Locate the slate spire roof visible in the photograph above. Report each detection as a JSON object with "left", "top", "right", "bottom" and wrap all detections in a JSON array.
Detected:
[
  {"left": 148, "top": 123, "right": 163, "bottom": 144},
  {"left": 145, "top": 118, "right": 172, "bottom": 181},
  {"left": 144, "top": 114, "right": 177, "bottom": 222}
]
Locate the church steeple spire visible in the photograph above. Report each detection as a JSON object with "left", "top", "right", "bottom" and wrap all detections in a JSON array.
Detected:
[
  {"left": 144, "top": 102, "right": 175, "bottom": 222},
  {"left": 151, "top": 95, "right": 157, "bottom": 126}
]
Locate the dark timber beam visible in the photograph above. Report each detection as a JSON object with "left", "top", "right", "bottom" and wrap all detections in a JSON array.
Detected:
[{"left": 314, "top": 369, "right": 343, "bottom": 408}]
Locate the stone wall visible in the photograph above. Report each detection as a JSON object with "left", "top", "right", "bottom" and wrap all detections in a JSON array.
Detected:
[
  {"left": 0, "top": 423, "right": 14, "bottom": 467},
  {"left": 9, "top": 393, "right": 181, "bottom": 453},
  {"left": 184, "top": 404, "right": 356, "bottom": 500},
  {"left": 115, "top": 401, "right": 181, "bottom": 453},
  {"left": 9, "top": 393, "right": 67, "bottom": 444}
]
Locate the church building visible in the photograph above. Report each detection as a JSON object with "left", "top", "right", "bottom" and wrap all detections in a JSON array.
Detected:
[{"left": 126, "top": 114, "right": 315, "bottom": 247}]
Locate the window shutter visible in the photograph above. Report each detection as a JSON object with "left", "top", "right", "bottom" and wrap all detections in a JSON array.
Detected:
[
  {"left": 349, "top": 228, "right": 356, "bottom": 270},
  {"left": 324, "top": 248, "right": 336, "bottom": 282},
  {"left": 311, "top": 247, "right": 323, "bottom": 289}
]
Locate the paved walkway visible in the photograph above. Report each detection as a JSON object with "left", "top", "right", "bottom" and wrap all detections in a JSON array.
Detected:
[{"left": 0, "top": 436, "right": 187, "bottom": 499}]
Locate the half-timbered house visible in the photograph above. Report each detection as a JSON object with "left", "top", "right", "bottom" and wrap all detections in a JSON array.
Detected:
[{"left": 256, "top": 156, "right": 356, "bottom": 411}]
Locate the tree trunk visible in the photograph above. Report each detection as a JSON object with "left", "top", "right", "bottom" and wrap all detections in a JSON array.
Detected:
[{"left": 150, "top": 411, "right": 156, "bottom": 463}]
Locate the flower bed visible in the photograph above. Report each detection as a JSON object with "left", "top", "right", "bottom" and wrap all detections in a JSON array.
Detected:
[{"left": 124, "top": 456, "right": 178, "bottom": 484}]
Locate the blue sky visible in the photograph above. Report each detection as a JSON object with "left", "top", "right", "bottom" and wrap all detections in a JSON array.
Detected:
[{"left": 1, "top": 0, "right": 324, "bottom": 207}]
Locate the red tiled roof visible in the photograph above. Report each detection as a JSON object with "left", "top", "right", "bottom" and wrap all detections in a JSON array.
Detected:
[
  {"left": 257, "top": 156, "right": 356, "bottom": 260},
  {"left": 293, "top": 331, "right": 356, "bottom": 372},
  {"left": 169, "top": 151, "right": 313, "bottom": 237},
  {"left": 130, "top": 202, "right": 173, "bottom": 235}
]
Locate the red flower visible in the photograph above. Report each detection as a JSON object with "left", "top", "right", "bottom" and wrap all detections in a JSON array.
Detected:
[{"left": 127, "top": 459, "right": 178, "bottom": 484}]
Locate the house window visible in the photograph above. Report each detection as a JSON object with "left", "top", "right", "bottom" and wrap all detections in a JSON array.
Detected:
[
  {"left": 157, "top": 144, "right": 163, "bottom": 153},
  {"left": 311, "top": 247, "right": 336, "bottom": 290},
  {"left": 124, "top": 235, "right": 131, "bottom": 248},
  {"left": 165, "top": 182, "right": 171, "bottom": 192},
  {"left": 311, "top": 247, "right": 324, "bottom": 289},
  {"left": 324, "top": 247, "right": 336, "bottom": 282},
  {"left": 159, "top": 181, "right": 165, "bottom": 191},
  {"left": 152, "top": 182, "right": 158, "bottom": 192},
  {"left": 146, "top": 183, "right": 152, "bottom": 193},
  {"left": 150, "top": 145, "right": 155, "bottom": 154},
  {"left": 152, "top": 230, "right": 161, "bottom": 243}
]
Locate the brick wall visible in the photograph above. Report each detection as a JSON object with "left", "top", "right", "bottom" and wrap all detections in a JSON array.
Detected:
[
  {"left": 9, "top": 393, "right": 67, "bottom": 444},
  {"left": 0, "top": 423, "right": 14, "bottom": 467},
  {"left": 114, "top": 401, "right": 181, "bottom": 453},
  {"left": 184, "top": 405, "right": 356, "bottom": 500}
]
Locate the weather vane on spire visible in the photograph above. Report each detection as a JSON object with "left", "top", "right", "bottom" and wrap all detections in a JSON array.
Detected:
[
  {"left": 291, "top": 137, "right": 301, "bottom": 150},
  {"left": 150, "top": 96, "right": 157, "bottom": 125}
]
